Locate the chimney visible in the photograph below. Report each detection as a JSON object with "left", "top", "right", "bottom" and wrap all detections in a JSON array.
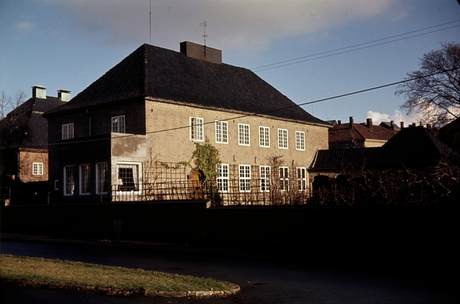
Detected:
[
  {"left": 426, "top": 124, "right": 432, "bottom": 129},
  {"left": 400, "top": 121, "right": 404, "bottom": 129},
  {"left": 390, "top": 120, "right": 394, "bottom": 130},
  {"left": 32, "top": 85, "right": 46, "bottom": 99},
  {"left": 349, "top": 116, "right": 354, "bottom": 125},
  {"left": 57, "top": 89, "right": 71, "bottom": 102},
  {"left": 180, "top": 41, "right": 222, "bottom": 64},
  {"left": 366, "top": 118, "right": 372, "bottom": 127},
  {"left": 337, "top": 120, "right": 341, "bottom": 125}
]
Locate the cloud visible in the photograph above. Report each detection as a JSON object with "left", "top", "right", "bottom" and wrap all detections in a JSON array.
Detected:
[
  {"left": 15, "top": 21, "right": 34, "bottom": 31},
  {"left": 45, "top": 0, "right": 395, "bottom": 50},
  {"left": 366, "top": 107, "right": 460, "bottom": 126}
]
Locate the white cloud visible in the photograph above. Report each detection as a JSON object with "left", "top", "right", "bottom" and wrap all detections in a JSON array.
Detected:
[
  {"left": 45, "top": 0, "right": 395, "bottom": 50},
  {"left": 366, "top": 107, "right": 460, "bottom": 127},
  {"left": 15, "top": 21, "right": 34, "bottom": 31}
]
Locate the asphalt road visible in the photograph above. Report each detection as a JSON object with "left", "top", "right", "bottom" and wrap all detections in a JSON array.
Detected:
[{"left": 0, "top": 239, "right": 456, "bottom": 304}]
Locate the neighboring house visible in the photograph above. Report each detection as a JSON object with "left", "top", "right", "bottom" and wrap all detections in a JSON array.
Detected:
[
  {"left": 379, "top": 121, "right": 401, "bottom": 132},
  {"left": 0, "top": 86, "right": 68, "bottom": 204},
  {"left": 309, "top": 126, "right": 460, "bottom": 206},
  {"left": 44, "top": 41, "right": 330, "bottom": 205},
  {"left": 439, "top": 117, "right": 460, "bottom": 154},
  {"left": 310, "top": 126, "right": 459, "bottom": 180},
  {"left": 329, "top": 117, "right": 398, "bottom": 149}
]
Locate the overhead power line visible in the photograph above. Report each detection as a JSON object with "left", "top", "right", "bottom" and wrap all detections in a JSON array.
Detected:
[
  {"left": 253, "top": 20, "right": 460, "bottom": 72},
  {"left": 43, "top": 66, "right": 459, "bottom": 147}
]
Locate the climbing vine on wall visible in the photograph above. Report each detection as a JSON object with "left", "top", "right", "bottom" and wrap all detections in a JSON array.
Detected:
[{"left": 191, "top": 140, "right": 221, "bottom": 182}]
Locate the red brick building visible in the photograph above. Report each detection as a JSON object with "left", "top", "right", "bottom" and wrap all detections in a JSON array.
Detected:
[{"left": 0, "top": 86, "right": 67, "bottom": 204}]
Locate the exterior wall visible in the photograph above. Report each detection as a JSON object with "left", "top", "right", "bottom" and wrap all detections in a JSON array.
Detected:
[
  {"left": 144, "top": 99, "right": 329, "bottom": 183},
  {"left": 18, "top": 149, "right": 48, "bottom": 183},
  {"left": 47, "top": 98, "right": 146, "bottom": 202}
]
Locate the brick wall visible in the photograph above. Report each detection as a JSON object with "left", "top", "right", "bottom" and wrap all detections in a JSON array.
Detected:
[{"left": 18, "top": 149, "right": 48, "bottom": 182}]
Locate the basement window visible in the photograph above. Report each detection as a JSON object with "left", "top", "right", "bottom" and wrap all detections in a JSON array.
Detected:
[
  {"left": 117, "top": 163, "right": 140, "bottom": 192},
  {"left": 32, "top": 162, "right": 44, "bottom": 176}
]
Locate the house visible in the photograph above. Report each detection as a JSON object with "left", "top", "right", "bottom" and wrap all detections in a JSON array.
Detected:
[
  {"left": 439, "top": 117, "right": 460, "bottom": 154},
  {"left": 329, "top": 117, "right": 398, "bottom": 149},
  {"left": 0, "top": 86, "right": 67, "bottom": 204},
  {"left": 44, "top": 41, "right": 330, "bottom": 205}
]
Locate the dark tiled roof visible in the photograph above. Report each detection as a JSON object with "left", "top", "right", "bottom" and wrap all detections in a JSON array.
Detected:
[
  {"left": 0, "top": 97, "right": 65, "bottom": 148},
  {"left": 329, "top": 122, "right": 397, "bottom": 144},
  {"left": 311, "top": 126, "right": 460, "bottom": 171},
  {"left": 46, "top": 44, "right": 327, "bottom": 125},
  {"left": 439, "top": 117, "right": 460, "bottom": 154}
]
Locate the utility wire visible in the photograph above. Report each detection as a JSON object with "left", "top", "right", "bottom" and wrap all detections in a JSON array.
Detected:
[
  {"left": 43, "top": 67, "right": 459, "bottom": 147},
  {"left": 253, "top": 20, "right": 460, "bottom": 72}
]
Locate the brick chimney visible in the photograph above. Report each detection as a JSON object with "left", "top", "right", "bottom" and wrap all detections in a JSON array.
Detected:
[
  {"left": 390, "top": 120, "right": 394, "bottom": 130},
  {"left": 366, "top": 118, "right": 372, "bottom": 127},
  {"left": 32, "top": 85, "right": 46, "bottom": 99},
  {"left": 180, "top": 41, "right": 222, "bottom": 64},
  {"left": 349, "top": 116, "right": 354, "bottom": 125},
  {"left": 400, "top": 121, "right": 404, "bottom": 129},
  {"left": 337, "top": 120, "right": 341, "bottom": 125},
  {"left": 57, "top": 89, "right": 71, "bottom": 102}
]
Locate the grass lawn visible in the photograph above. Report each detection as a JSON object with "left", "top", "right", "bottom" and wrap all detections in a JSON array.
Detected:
[{"left": 0, "top": 254, "right": 239, "bottom": 297}]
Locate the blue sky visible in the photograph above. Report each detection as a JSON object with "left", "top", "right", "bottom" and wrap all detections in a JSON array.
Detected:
[{"left": 1, "top": 0, "right": 459, "bottom": 124}]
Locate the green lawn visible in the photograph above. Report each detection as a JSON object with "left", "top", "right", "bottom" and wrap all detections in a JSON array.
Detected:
[{"left": 0, "top": 254, "right": 239, "bottom": 297}]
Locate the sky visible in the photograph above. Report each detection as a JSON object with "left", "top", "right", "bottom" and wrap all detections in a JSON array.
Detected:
[{"left": 1, "top": 0, "right": 459, "bottom": 124}]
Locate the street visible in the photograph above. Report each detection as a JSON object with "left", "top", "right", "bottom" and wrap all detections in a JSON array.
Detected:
[{"left": 0, "top": 239, "right": 456, "bottom": 304}]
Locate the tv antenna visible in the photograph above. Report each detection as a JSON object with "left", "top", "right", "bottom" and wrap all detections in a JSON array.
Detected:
[
  {"left": 149, "top": 0, "right": 152, "bottom": 43},
  {"left": 200, "top": 21, "right": 208, "bottom": 56}
]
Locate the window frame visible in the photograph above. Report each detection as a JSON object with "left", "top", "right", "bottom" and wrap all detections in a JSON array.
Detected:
[
  {"left": 260, "top": 165, "right": 271, "bottom": 192},
  {"left": 217, "top": 163, "right": 229, "bottom": 193},
  {"left": 32, "top": 162, "right": 44, "bottom": 176},
  {"left": 215, "top": 120, "right": 229, "bottom": 144},
  {"left": 111, "top": 115, "right": 126, "bottom": 133},
  {"left": 279, "top": 166, "right": 289, "bottom": 191},
  {"left": 79, "top": 164, "right": 91, "bottom": 195},
  {"left": 189, "top": 117, "right": 204, "bottom": 142},
  {"left": 296, "top": 167, "right": 307, "bottom": 191},
  {"left": 63, "top": 165, "right": 76, "bottom": 196},
  {"left": 259, "top": 126, "right": 270, "bottom": 148},
  {"left": 116, "top": 162, "right": 142, "bottom": 193},
  {"left": 61, "top": 122, "right": 74, "bottom": 140},
  {"left": 95, "top": 162, "right": 109, "bottom": 194},
  {"left": 295, "top": 131, "right": 305, "bottom": 151},
  {"left": 239, "top": 164, "right": 251, "bottom": 193},
  {"left": 238, "top": 123, "right": 250, "bottom": 146},
  {"left": 278, "top": 128, "right": 288, "bottom": 149}
]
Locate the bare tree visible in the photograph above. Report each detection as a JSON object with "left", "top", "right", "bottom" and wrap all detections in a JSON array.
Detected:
[
  {"left": 396, "top": 43, "right": 460, "bottom": 127},
  {"left": 0, "top": 91, "right": 12, "bottom": 119}
]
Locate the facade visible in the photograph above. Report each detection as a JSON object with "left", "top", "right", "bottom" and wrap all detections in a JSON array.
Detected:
[
  {"left": 0, "top": 86, "right": 67, "bottom": 204},
  {"left": 45, "top": 42, "right": 329, "bottom": 205},
  {"left": 329, "top": 117, "right": 398, "bottom": 149}
]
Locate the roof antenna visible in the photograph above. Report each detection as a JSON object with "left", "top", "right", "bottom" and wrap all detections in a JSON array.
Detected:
[
  {"left": 149, "top": 0, "right": 152, "bottom": 43},
  {"left": 200, "top": 21, "right": 208, "bottom": 56}
]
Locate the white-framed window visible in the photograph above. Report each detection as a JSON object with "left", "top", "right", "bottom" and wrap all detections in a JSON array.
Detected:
[
  {"left": 190, "top": 117, "right": 204, "bottom": 142},
  {"left": 117, "top": 163, "right": 141, "bottom": 192},
  {"left": 296, "top": 131, "right": 305, "bottom": 151},
  {"left": 32, "top": 162, "right": 44, "bottom": 176},
  {"left": 63, "top": 165, "right": 76, "bottom": 196},
  {"left": 111, "top": 115, "right": 126, "bottom": 133},
  {"left": 279, "top": 167, "right": 289, "bottom": 191},
  {"left": 79, "top": 164, "right": 91, "bottom": 195},
  {"left": 238, "top": 123, "right": 250, "bottom": 146},
  {"left": 96, "top": 162, "right": 109, "bottom": 194},
  {"left": 239, "top": 164, "right": 251, "bottom": 192},
  {"left": 61, "top": 123, "right": 74, "bottom": 140},
  {"left": 260, "top": 165, "right": 271, "bottom": 192},
  {"left": 217, "top": 164, "right": 229, "bottom": 192},
  {"left": 297, "top": 167, "right": 307, "bottom": 191},
  {"left": 278, "top": 128, "right": 288, "bottom": 149},
  {"left": 259, "top": 126, "right": 270, "bottom": 148},
  {"left": 215, "top": 120, "right": 228, "bottom": 144}
]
